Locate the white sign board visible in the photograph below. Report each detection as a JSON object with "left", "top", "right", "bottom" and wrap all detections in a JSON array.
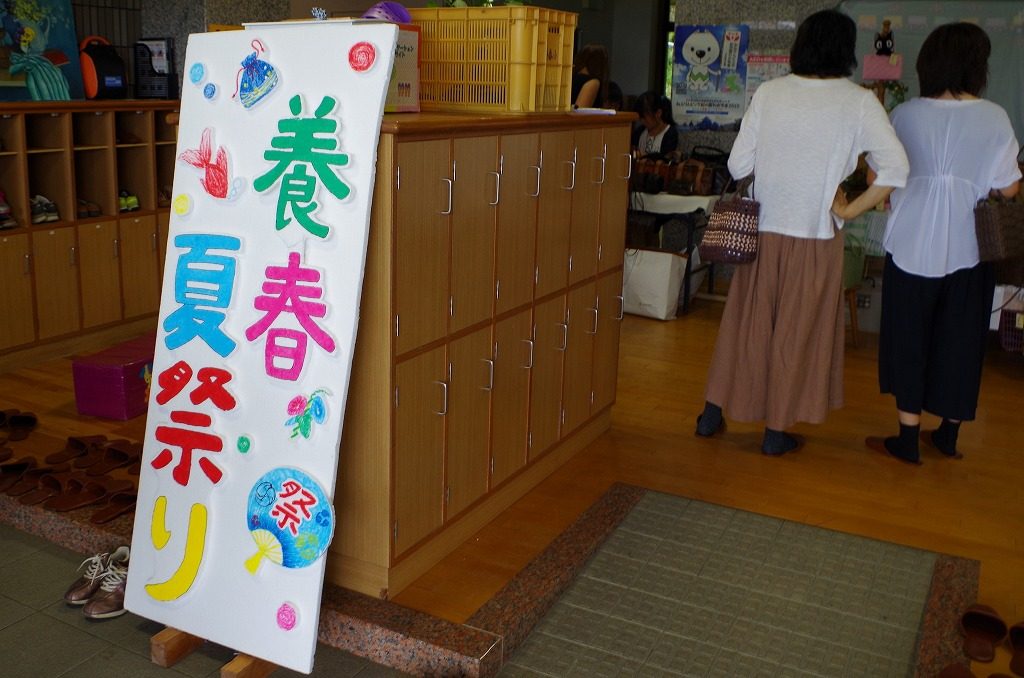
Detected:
[{"left": 124, "top": 21, "right": 396, "bottom": 674}]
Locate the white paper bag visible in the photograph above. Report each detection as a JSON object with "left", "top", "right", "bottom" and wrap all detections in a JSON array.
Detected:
[{"left": 623, "top": 249, "right": 686, "bottom": 320}]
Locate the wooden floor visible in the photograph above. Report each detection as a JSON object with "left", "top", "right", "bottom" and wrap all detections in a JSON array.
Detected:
[{"left": 3, "top": 300, "right": 1023, "bottom": 674}]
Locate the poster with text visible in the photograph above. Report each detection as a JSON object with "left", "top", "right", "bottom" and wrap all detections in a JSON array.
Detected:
[
  {"left": 744, "top": 53, "right": 790, "bottom": 110},
  {"left": 123, "top": 20, "right": 396, "bottom": 674},
  {"left": 672, "top": 24, "right": 749, "bottom": 130}
]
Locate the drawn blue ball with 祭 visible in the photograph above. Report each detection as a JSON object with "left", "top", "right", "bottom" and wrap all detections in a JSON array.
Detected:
[
  {"left": 244, "top": 467, "right": 334, "bottom": 573},
  {"left": 203, "top": 83, "right": 217, "bottom": 100},
  {"left": 189, "top": 63, "right": 205, "bottom": 84}
]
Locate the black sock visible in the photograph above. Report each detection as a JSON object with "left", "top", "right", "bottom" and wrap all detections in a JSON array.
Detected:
[
  {"left": 932, "top": 419, "right": 961, "bottom": 457},
  {"left": 696, "top": 401, "right": 722, "bottom": 436},
  {"left": 762, "top": 428, "right": 799, "bottom": 455},
  {"left": 884, "top": 423, "right": 920, "bottom": 463}
]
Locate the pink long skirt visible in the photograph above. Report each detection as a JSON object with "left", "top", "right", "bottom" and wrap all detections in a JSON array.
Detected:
[{"left": 704, "top": 231, "right": 846, "bottom": 430}]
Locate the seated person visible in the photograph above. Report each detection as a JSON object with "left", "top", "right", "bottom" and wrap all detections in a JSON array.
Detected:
[
  {"left": 632, "top": 91, "right": 680, "bottom": 160},
  {"left": 605, "top": 81, "right": 624, "bottom": 111}
]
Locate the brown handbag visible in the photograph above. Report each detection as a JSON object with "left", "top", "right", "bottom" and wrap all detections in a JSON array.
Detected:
[
  {"left": 975, "top": 196, "right": 1024, "bottom": 262},
  {"left": 666, "top": 159, "right": 712, "bottom": 196},
  {"left": 698, "top": 176, "right": 759, "bottom": 265}
]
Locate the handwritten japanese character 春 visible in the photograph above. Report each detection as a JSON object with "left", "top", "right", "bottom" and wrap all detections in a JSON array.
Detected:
[{"left": 245, "top": 251, "right": 336, "bottom": 381}]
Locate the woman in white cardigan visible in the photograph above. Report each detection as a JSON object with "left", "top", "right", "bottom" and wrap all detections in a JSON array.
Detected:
[{"left": 695, "top": 9, "right": 909, "bottom": 454}]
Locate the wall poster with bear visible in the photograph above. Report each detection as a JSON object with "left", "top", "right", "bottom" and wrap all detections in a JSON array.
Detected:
[{"left": 672, "top": 24, "right": 749, "bottom": 131}]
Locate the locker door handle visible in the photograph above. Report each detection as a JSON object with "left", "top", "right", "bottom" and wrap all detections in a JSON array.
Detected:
[
  {"left": 440, "top": 178, "right": 453, "bottom": 215},
  {"left": 481, "top": 358, "right": 494, "bottom": 391},
  {"left": 521, "top": 339, "right": 534, "bottom": 368},
  {"left": 433, "top": 380, "right": 448, "bottom": 415},
  {"left": 488, "top": 171, "right": 501, "bottom": 206}
]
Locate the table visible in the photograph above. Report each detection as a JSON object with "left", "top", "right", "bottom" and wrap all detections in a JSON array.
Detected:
[{"left": 630, "top": 192, "right": 720, "bottom": 313}]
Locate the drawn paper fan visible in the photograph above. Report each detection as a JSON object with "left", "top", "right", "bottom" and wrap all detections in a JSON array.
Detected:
[
  {"left": 245, "top": 467, "right": 334, "bottom": 573},
  {"left": 244, "top": 529, "right": 283, "bottom": 574}
]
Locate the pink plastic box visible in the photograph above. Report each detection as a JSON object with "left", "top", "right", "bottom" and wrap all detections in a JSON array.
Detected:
[
  {"left": 72, "top": 333, "right": 156, "bottom": 420},
  {"left": 862, "top": 54, "right": 903, "bottom": 81}
]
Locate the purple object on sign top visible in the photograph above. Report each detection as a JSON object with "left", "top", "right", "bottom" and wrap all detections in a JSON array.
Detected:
[{"left": 361, "top": 1, "right": 411, "bottom": 24}]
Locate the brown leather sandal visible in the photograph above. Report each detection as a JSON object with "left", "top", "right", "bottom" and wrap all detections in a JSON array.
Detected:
[
  {"left": 45, "top": 435, "right": 108, "bottom": 464},
  {"left": 960, "top": 604, "right": 1008, "bottom": 663}
]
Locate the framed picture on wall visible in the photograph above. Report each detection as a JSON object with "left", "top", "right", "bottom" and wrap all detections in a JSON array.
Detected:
[
  {"left": 672, "top": 24, "right": 749, "bottom": 131},
  {"left": 0, "top": 0, "right": 85, "bottom": 101}
]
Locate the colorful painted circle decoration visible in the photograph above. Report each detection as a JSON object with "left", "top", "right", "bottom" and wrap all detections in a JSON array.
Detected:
[
  {"left": 172, "top": 194, "right": 192, "bottom": 216},
  {"left": 276, "top": 602, "right": 298, "bottom": 631},
  {"left": 348, "top": 42, "right": 376, "bottom": 72},
  {"left": 244, "top": 467, "right": 334, "bottom": 573},
  {"left": 189, "top": 63, "right": 205, "bottom": 84}
]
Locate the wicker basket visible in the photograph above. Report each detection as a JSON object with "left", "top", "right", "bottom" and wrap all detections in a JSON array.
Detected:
[
  {"left": 998, "top": 309, "right": 1024, "bottom": 353},
  {"left": 408, "top": 6, "right": 577, "bottom": 113},
  {"left": 975, "top": 197, "right": 1024, "bottom": 261}
]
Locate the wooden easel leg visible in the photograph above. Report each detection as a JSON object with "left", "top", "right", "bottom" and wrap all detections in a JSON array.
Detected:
[
  {"left": 221, "top": 654, "right": 278, "bottom": 678},
  {"left": 150, "top": 625, "right": 279, "bottom": 676},
  {"left": 151, "top": 626, "right": 204, "bottom": 667}
]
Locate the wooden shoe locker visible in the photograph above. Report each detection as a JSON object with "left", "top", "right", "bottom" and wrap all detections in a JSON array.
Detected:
[
  {"left": 327, "top": 111, "right": 632, "bottom": 598},
  {"left": 0, "top": 101, "right": 178, "bottom": 358}
]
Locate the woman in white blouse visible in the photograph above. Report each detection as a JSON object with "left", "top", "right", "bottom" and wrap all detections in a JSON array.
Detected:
[
  {"left": 695, "top": 9, "right": 909, "bottom": 454},
  {"left": 865, "top": 22, "right": 1021, "bottom": 464}
]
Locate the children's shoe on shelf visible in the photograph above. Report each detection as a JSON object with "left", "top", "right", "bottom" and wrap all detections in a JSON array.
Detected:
[
  {"left": 32, "top": 195, "right": 59, "bottom": 222},
  {"left": 76, "top": 198, "right": 101, "bottom": 218},
  {"left": 119, "top": 190, "right": 139, "bottom": 212},
  {"left": 63, "top": 545, "right": 130, "bottom": 605},
  {"left": 30, "top": 197, "right": 48, "bottom": 224},
  {"left": 82, "top": 548, "right": 130, "bottom": 619}
]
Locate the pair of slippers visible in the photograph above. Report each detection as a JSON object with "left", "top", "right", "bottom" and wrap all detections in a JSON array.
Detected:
[
  {"left": 0, "top": 456, "right": 44, "bottom": 493},
  {"left": 46, "top": 436, "right": 143, "bottom": 476},
  {"left": 940, "top": 604, "right": 1024, "bottom": 677},
  {"left": 0, "top": 409, "right": 37, "bottom": 443},
  {"left": 6, "top": 464, "right": 136, "bottom": 523},
  {"left": 939, "top": 665, "right": 1015, "bottom": 678}
]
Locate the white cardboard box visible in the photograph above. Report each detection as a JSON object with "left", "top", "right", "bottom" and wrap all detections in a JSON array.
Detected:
[
  {"left": 385, "top": 24, "right": 420, "bottom": 112},
  {"left": 991, "top": 284, "right": 1024, "bottom": 330}
]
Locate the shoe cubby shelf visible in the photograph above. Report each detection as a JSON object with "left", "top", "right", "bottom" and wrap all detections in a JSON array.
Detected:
[
  {"left": 0, "top": 101, "right": 177, "bottom": 231},
  {"left": 0, "top": 100, "right": 178, "bottom": 356}
]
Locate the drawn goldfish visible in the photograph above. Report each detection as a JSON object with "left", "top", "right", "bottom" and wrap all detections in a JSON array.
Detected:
[{"left": 179, "top": 128, "right": 230, "bottom": 199}]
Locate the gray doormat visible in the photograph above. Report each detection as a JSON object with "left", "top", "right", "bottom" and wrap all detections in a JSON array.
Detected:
[{"left": 484, "top": 486, "right": 976, "bottom": 677}]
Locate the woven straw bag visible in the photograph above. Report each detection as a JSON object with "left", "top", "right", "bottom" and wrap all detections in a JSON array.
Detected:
[
  {"left": 975, "top": 196, "right": 1024, "bottom": 262},
  {"left": 698, "top": 176, "right": 760, "bottom": 264}
]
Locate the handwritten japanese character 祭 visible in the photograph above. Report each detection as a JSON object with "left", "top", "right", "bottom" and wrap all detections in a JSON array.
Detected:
[
  {"left": 152, "top": 360, "right": 237, "bottom": 486},
  {"left": 164, "top": 234, "right": 242, "bottom": 357},
  {"left": 245, "top": 252, "right": 336, "bottom": 380},
  {"left": 245, "top": 468, "right": 334, "bottom": 573},
  {"left": 253, "top": 94, "right": 351, "bottom": 238}
]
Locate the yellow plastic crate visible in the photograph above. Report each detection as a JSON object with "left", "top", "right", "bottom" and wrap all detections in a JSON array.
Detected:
[{"left": 407, "top": 6, "right": 577, "bottom": 113}]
